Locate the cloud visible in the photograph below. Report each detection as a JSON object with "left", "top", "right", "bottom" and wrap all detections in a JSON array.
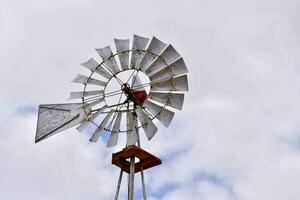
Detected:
[{"left": 1, "top": 0, "right": 300, "bottom": 199}]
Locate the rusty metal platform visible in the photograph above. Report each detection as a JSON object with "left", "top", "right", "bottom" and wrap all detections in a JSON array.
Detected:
[{"left": 112, "top": 145, "right": 162, "bottom": 173}]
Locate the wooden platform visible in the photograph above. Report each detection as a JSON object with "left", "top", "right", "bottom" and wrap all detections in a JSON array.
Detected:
[{"left": 112, "top": 145, "right": 162, "bottom": 173}]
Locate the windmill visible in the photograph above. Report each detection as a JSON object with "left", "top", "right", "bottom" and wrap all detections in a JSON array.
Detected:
[{"left": 35, "top": 34, "right": 189, "bottom": 200}]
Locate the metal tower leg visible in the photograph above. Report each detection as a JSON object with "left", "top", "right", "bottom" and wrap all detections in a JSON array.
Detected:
[
  {"left": 128, "top": 156, "right": 135, "bottom": 200},
  {"left": 114, "top": 169, "right": 123, "bottom": 200},
  {"left": 140, "top": 166, "right": 147, "bottom": 200}
]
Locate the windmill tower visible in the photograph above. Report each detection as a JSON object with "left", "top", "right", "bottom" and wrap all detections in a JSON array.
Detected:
[{"left": 35, "top": 35, "right": 189, "bottom": 200}]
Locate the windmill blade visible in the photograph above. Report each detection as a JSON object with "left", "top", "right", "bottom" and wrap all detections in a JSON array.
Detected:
[
  {"left": 132, "top": 76, "right": 144, "bottom": 92},
  {"left": 138, "top": 37, "right": 167, "bottom": 72},
  {"left": 151, "top": 75, "right": 188, "bottom": 92},
  {"left": 107, "top": 112, "right": 122, "bottom": 147},
  {"left": 71, "top": 98, "right": 104, "bottom": 115},
  {"left": 68, "top": 90, "right": 104, "bottom": 100},
  {"left": 149, "top": 92, "right": 184, "bottom": 110},
  {"left": 90, "top": 110, "right": 114, "bottom": 142},
  {"left": 76, "top": 105, "right": 107, "bottom": 132},
  {"left": 130, "top": 34, "right": 149, "bottom": 69},
  {"left": 114, "top": 39, "right": 130, "bottom": 70},
  {"left": 81, "top": 58, "right": 112, "bottom": 79},
  {"left": 143, "top": 100, "right": 174, "bottom": 127},
  {"left": 136, "top": 106, "right": 158, "bottom": 140},
  {"left": 96, "top": 46, "right": 120, "bottom": 74},
  {"left": 35, "top": 103, "right": 89, "bottom": 143},
  {"left": 149, "top": 58, "right": 188, "bottom": 82},
  {"left": 126, "top": 111, "right": 138, "bottom": 146},
  {"left": 145, "top": 45, "right": 181, "bottom": 77},
  {"left": 72, "top": 74, "right": 106, "bottom": 86}
]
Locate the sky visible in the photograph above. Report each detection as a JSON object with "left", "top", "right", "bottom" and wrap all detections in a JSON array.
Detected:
[{"left": 1, "top": 0, "right": 300, "bottom": 199}]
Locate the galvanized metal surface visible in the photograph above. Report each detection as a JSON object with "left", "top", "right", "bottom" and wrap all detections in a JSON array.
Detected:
[
  {"left": 149, "top": 57, "right": 188, "bottom": 82},
  {"left": 36, "top": 34, "right": 189, "bottom": 148},
  {"left": 136, "top": 122, "right": 147, "bottom": 200},
  {"left": 149, "top": 92, "right": 184, "bottom": 110},
  {"left": 107, "top": 112, "right": 122, "bottom": 147},
  {"left": 143, "top": 100, "right": 175, "bottom": 127},
  {"left": 145, "top": 45, "right": 181, "bottom": 76},
  {"left": 114, "top": 39, "right": 130, "bottom": 70},
  {"left": 90, "top": 109, "right": 114, "bottom": 142},
  {"left": 72, "top": 74, "right": 106, "bottom": 86},
  {"left": 114, "top": 169, "right": 123, "bottom": 200},
  {"left": 126, "top": 111, "right": 137, "bottom": 146},
  {"left": 139, "top": 37, "right": 166, "bottom": 72},
  {"left": 128, "top": 156, "right": 135, "bottom": 200},
  {"left": 136, "top": 106, "right": 157, "bottom": 140},
  {"left": 130, "top": 35, "right": 149, "bottom": 69},
  {"left": 68, "top": 90, "right": 104, "bottom": 100},
  {"left": 76, "top": 105, "right": 107, "bottom": 132},
  {"left": 81, "top": 58, "right": 112, "bottom": 79},
  {"left": 96, "top": 46, "right": 120, "bottom": 74},
  {"left": 151, "top": 75, "right": 188, "bottom": 92},
  {"left": 72, "top": 98, "right": 104, "bottom": 115},
  {"left": 35, "top": 103, "right": 88, "bottom": 143}
]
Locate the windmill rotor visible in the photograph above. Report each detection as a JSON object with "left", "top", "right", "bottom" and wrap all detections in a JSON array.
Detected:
[
  {"left": 35, "top": 34, "right": 189, "bottom": 148},
  {"left": 35, "top": 34, "right": 189, "bottom": 200}
]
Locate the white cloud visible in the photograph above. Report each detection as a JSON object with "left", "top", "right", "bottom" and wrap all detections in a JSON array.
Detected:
[{"left": 1, "top": 0, "right": 300, "bottom": 199}]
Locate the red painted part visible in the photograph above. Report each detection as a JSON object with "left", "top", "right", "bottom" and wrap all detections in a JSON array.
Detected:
[{"left": 133, "top": 90, "right": 148, "bottom": 105}]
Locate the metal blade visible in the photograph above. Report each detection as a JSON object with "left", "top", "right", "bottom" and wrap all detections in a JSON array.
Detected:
[
  {"left": 68, "top": 90, "right": 104, "bottom": 100},
  {"left": 138, "top": 37, "right": 167, "bottom": 72},
  {"left": 136, "top": 106, "right": 158, "bottom": 140},
  {"left": 96, "top": 46, "right": 120, "bottom": 74},
  {"left": 132, "top": 76, "right": 144, "bottom": 92},
  {"left": 145, "top": 45, "right": 181, "bottom": 77},
  {"left": 130, "top": 34, "right": 149, "bottom": 69},
  {"left": 72, "top": 74, "right": 106, "bottom": 86},
  {"left": 71, "top": 98, "right": 104, "bottom": 115},
  {"left": 143, "top": 100, "right": 174, "bottom": 127},
  {"left": 126, "top": 111, "right": 138, "bottom": 146},
  {"left": 35, "top": 103, "right": 89, "bottom": 143},
  {"left": 149, "top": 92, "right": 184, "bottom": 110},
  {"left": 114, "top": 38, "right": 130, "bottom": 70},
  {"left": 76, "top": 105, "right": 107, "bottom": 132},
  {"left": 149, "top": 58, "right": 188, "bottom": 82},
  {"left": 151, "top": 75, "right": 188, "bottom": 92},
  {"left": 107, "top": 112, "right": 122, "bottom": 147},
  {"left": 81, "top": 58, "right": 112, "bottom": 79},
  {"left": 90, "top": 110, "right": 114, "bottom": 142}
]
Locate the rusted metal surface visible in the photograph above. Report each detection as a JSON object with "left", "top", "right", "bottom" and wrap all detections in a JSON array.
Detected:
[{"left": 112, "top": 145, "right": 162, "bottom": 173}]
